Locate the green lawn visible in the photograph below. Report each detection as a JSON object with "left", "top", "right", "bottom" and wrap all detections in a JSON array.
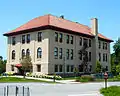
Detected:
[
  {"left": 0, "top": 77, "right": 56, "bottom": 83},
  {"left": 100, "top": 86, "right": 120, "bottom": 96}
]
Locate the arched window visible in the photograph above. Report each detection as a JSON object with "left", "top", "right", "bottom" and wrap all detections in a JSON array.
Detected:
[
  {"left": 22, "top": 49, "right": 25, "bottom": 58},
  {"left": 12, "top": 50, "right": 15, "bottom": 59},
  {"left": 37, "top": 48, "right": 42, "bottom": 58},
  {"left": 26, "top": 49, "right": 30, "bottom": 56}
]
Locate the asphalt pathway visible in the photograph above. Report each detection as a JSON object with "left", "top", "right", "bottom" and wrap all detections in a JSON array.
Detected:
[{"left": 0, "top": 82, "right": 120, "bottom": 96}]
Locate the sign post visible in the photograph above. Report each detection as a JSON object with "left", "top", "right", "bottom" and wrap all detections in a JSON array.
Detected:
[{"left": 104, "top": 72, "right": 108, "bottom": 89}]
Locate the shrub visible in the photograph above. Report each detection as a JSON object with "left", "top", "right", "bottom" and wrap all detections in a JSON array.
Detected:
[
  {"left": 5, "top": 72, "right": 14, "bottom": 76},
  {"left": 76, "top": 75, "right": 95, "bottom": 82},
  {"left": 26, "top": 72, "right": 63, "bottom": 80}
]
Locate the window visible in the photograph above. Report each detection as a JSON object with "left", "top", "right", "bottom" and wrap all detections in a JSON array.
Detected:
[
  {"left": 105, "top": 43, "right": 107, "bottom": 50},
  {"left": 89, "top": 39, "right": 91, "bottom": 47},
  {"left": 79, "top": 50, "right": 82, "bottom": 60},
  {"left": 66, "top": 49, "right": 69, "bottom": 59},
  {"left": 66, "top": 35, "right": 69, "bottom": 44},
  {"left": 89, "top": 65, "right": 92, "bottom": 72},
  {"left": 66, "top": 65, "right": 70, "bottom": 72},
  {"left": 89, "top": 52, "right": 91, "bottom": 61},
  {"left": 37, "top": 65, "right": 41, "bottom": 72},
  {"left": 59, "top": 65, "right": 63, "bottom": 72},
  {"left": 105, "top": 66, "right": 108, "bottom": 71},
  {"left": 55, "top": 32, "right": 58, "bottom": 42},
  {"left": 26, "top": 34, "right": 30, "bottom": 43},
  {"left": 22, "top": 49, "right": 25, "bottom": 58},
  {"left": 103, "top": 53, "right": 105, "bottom": 62},
  {"left": 103, "top": 42, "right": 104, "bottom": 49},
  {"left": 59, "top": 33, "right": 63, "bottom": 43},
  {"left": 37, "top": 48, "right": 42, "bottom": 58},
  {"left": 12, "top": 50, "right": 15, "bottom": 60},
  {"left": 99, "top": 53, "right": 101, "bottom": 61},
  {"left": 99, "top": 41, "right": 101, "bottom": 49},
  {"left": 70, "top": 49, "right": 73, "bottom": 60},
  {"left": 70, "top": 35, "right": 73, "bottom": 44},
  {"left": 83, "top": 38, "right": 88, "bottom": 47},
  {"left": 84, "top": 51, "right": 88, "bottom": 61},
  {"left": 106, "top": 54, "right": 107, "bottom": 62},
  {"left": 54, "top": 47, "right": 58, "bottom": 59},
  {"left": 71, "top": 65, "right": 74, "bottom": 72},
  {"left": 79, "top": 37, "right": 82, "bottom": 46},
  {"left": 79, "top": 65, "right": 83, "bottom": 72},
  {"left": 55, "top": 65, "right": 58, "bottom": 72},
  {"left": 11, "top": 65, "right": 14, "bottom": 71},
  {"left": 22, "top": 35, "right": 25, "bottom": 44},
  {"left": 59, "top": 48, "right": 62, "bottom": 59},
  {"left": 38, "top": 32, "right": 42, "bottom": 42},
  {"left": 26, "top": 49, "right": 30, "bottom": 56},
  {"left": 12, "top": 37, "right": 16, "bottom": 45}
]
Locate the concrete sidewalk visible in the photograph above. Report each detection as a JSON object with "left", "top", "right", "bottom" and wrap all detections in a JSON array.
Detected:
[{"left": 9, "top": 76, "right": 79, "bottom": 84}]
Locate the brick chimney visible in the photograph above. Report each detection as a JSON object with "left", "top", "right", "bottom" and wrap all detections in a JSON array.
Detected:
[{"left": 91, "top": 18, "right": 98, "bottom": 36}]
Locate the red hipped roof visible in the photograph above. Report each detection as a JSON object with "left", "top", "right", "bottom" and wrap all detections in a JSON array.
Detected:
[{"left": 3, "top": 14, "right": 113, "bottom": 42}]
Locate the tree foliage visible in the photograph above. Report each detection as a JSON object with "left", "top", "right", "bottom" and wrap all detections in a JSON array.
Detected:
[
  {"left": 20, "top": 55, "right": 32, "bottom": 72},
  {"left": 0, "top": 56, "right": 6, "bottom": 73},
  {"left": 113, "top": 38, "right": 120, "bottom": 62},
  {"left": 96, "top": 61, "right": 102, "bottom": 73},
  {"left": 111, "top": 38, "right": 120, "bottom": 75}
]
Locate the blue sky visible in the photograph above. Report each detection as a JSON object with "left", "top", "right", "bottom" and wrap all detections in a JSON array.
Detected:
[{"left": 0, "top": 0, "right": 119, "bottom": 59}]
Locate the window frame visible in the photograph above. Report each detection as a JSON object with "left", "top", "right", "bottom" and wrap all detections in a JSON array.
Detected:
[
  {"left": 26, "top": 49, "right": 30, "bottom": 57},
  {"left": 26, "top": 34, "right": 30, "bottom": 43},
  {"left": 12, "top": 50, "right": 15, "bottom": 60},
  {"left": 37, "top": 64, "right": 41, "bottom": 72},
  {"left": 37, "top": 48, "right": 42, "bottom": 58},
  {"left": 59, "top": 65, "right": 63, "bottom": 72},
  {"left": 59, "top": 48, "right": 62, "bottom": 59},
  {"left": 79, "top": 37, "right": 82, "bottom": 46},
  {"left": 70, "top": 35, "right": 73, "bottom": 44},
  {"left": 12, "top": 37, "right": 16, "bottom": 45},
  {"left": 66, "top": 65, "right": 70, "bottom": 72},
  {"left": 59, "top": 33, "right": 63, "bottom": 43},
  {"left": 70, "top": 49, "right": 73, "bottom": 60},
  {"left": 54, "top": 47, "right": 58, "bottom": 59},
  {"left": 22, "top": 49, "right": 25, "bottom": 58},
  {"left": 99, "top": 53, "right": 101, "bottom": 61},
  {"left": 22, "top": 35, "right": 25, "bottom": 44},
  {"left": 38, "top": 32, "right": 42, "bottom": 42},
  {"left": 66, "top": 35, "right": 69, "bottom": 44},
  {"left": 55, "top": 32, "right": 58, "bottom": 42},
  {"left": 89, "top": 39, "right": 91, "bottom": 47},
  {"left": 89, "top": 52, "right": 91, "bottom": 61},
  {"left": 55, "top": 65, "right": 58, "bottom": 72},
  {"left": 66, "top": 49, "right": 69, "bottom": 60}
]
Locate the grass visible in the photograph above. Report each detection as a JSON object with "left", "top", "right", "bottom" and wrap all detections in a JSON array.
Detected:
[
  {"left": 100, "top": 86, "right": 120, "bottom": 96},
  {"left": 62, "top": 76, "right": 79, "bottom": 80},
  {"left": 0, "top": 77, "right": 56, "bottom": 83}
]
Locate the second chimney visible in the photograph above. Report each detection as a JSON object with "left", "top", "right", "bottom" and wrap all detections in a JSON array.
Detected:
[{"left": 91, "top": 18, "right": 98, "bottom": 36}]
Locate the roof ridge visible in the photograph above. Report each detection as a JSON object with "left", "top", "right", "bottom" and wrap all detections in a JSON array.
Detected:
[{"left": 48, "top": 14, "right": 91, "bottom": 30}]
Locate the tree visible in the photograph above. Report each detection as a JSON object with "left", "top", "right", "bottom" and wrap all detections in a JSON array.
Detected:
[
  {"left": 0, "top": 56, "right": 3, "bottom": 60},
  {"left": 20, "top": 55, "right": 32, "bottom": 78},
  {"left": 116, "top": 64, "right": 120, "bottom": 74},
  {"left": 96, "top": 61, "right": 102, "bottom": 73},
  {"left": 73, "top": 67, "right": 79, "bottom": 78},
  {"left": 0, "top": 56, "right": 6, "bottom": 74},
  {"left": 113, "top": 38, "right": 120, "bottom": 62}
]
